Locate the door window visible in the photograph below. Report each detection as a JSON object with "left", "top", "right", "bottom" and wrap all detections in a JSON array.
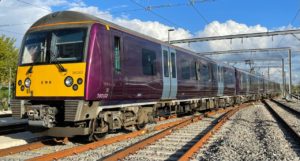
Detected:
[
  {"left": 171, "top": 52, "right": 176, "bottom": 78},
  {"left": 114, "top": 36, "right": 121, "bottom": 72},
  {"left": 142, "top": 48, "right": 156, "bottom": 75},
  {"left": 163, "top": 50, "right": 169, "bottom": 77}
]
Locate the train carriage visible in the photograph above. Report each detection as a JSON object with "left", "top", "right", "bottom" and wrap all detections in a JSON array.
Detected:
[{"left": 11, "top": 11, "right": 281, "bottom": 140}]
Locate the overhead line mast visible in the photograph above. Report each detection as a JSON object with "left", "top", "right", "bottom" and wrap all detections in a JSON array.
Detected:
[{"left": 169, "top": 29, "right": 300, "bottom": 44}]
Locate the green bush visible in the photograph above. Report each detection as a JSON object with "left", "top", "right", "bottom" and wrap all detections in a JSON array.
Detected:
[
  {"left": 0, "top": 88, "right": 8, "bottom": 97},
  {"left": 0, "top": 88, "right": 9, "bottom": 110}
]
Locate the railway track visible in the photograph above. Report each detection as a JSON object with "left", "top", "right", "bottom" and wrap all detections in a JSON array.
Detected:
[
  {"left": 270, "top": 99, "right": 300, "bottom": 118},
  {"left": 102, "top": 104, "right": 249, "bottom": 161},
  {"left": 0, "top": 114, "right": 195, "bottom": 160},
  {"left": 262, "top": 100, "right": 300, "bottom": 147},
  {"left": 0, "top": 138, "right": 54, "bottom": 157},
  {"left": 292, "top": 94, "right": 300, "bottom": 100},
  {"left": 0, "top": 107, "right": 235, "bottom": 161}
]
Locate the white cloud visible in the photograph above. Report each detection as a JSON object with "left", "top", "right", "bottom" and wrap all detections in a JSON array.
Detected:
[
  {"left": 68, "top": 6, "right": 193, "bottom": 42},
  {"left": 0, "top": 0, "right": 56, "bottom": 46},
  {"left": 191, "top": 20, "right": 300, "bottom": 84},
  {"left": 1, "top": 0, "right": 299, "bottom": 85}
]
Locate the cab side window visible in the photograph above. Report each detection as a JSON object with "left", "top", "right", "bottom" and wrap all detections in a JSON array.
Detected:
[
  {"left": 181, "top": 60, "right": 190, "bottom": 80},
  {"left": 195, "top": 62, "right": 201, "bottom": 80},
  {"left": 114, "top": 36, "right": 121, "bottom": 72},
  {"left": 142, "top": 48, "right": 156, "bottom": 76},
  {"left": 200, "top": 63, "right": 209, "bottom": 82}
]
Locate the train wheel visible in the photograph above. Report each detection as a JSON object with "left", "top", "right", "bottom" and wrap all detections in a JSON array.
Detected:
[
  {"left": 135, "top": 123, "right": 146, "bottom": 130},
  {"left": 90, "top": 118, "right": 108, "bottom": 141},
  {"left": 92, "top": 132, "right": 107, "bottom": 141}
]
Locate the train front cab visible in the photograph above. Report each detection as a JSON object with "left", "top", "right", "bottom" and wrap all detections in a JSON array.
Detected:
[{"left": 11, "top": 22, "right": 94, "bottom": 136}]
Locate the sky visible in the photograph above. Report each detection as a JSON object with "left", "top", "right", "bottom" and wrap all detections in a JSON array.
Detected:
[{"left": 0, "top": 0, "right": 300, "bottom": 85}]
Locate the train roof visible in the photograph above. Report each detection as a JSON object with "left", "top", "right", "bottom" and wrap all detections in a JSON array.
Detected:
[
  {"left": 30, "top": 11, "right": 218, "bottom": 60},
  {"left": 31, "top": 11, "right": 99, "bottom": 28},
  {"left": 31, "top": 11, "right": 261, "bottom": 77}
]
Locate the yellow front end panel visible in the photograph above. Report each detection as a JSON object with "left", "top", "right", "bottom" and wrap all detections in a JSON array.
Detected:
[{"left": 15, "top": 63, "right": 86, "bottom": 97}]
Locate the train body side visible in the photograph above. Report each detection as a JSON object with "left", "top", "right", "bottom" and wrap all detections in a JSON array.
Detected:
[{"left": 11, "top": 11, "right": 282, "bottom": 139}]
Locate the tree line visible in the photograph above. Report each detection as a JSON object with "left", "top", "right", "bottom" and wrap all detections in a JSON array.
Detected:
[{"left": 0, "top": 35, "right": 18, "bottom": 86}]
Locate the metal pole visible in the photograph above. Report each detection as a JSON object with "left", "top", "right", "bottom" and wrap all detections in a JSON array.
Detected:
[
  {"left": 168, "top": 31, "right": 170, "bottom": 44},
  {"left": 168, "top": 29, "right": 174, "bottom": 44},
  {"left": 288, "top": 49, "right": 292, "bottom": 97},
  {"left": 268, "top": 66, "right": 270, "bottom": 80},
  {"left": 268, "top": 66, "right": 270, "bottom": 92},
  {"left": 282, "top": 59, "right": 285, "bottom": 97},
  {"left": 284, "top": 71, "right": 286, "bottom": 98},
  {"left": 296, "top": 88, "right": 299, "bottom": 103},
  {"left": 8, "top": 67, "right": 11, "bottom": 106}
]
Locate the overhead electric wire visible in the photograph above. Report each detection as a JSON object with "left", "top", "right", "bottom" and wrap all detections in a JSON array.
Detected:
[
  {"left": 276, "top": 7, "right": 300, "bottom": 47},
  {"left": 189, "top": 3, "right": 210, "bottom": 24},
  {"left": 130, "top": 0, "right": 180, "bottom": 28},
  {"left": 16, "top": 0, "right": 51, "bottom": 12},
  {"left": 0, "top": 29, "right": 24, "bottom": 35},
  {"left": 0, "top": 22, "right": 31, "bottom": 28},
  {"left": 4, "top": 0, "right": 205, "bottom": 35},
  {"left": 109, "top": 0, "right": 212, "bottom": 15},
  {"left": 291, "top": 8, "right": 300, "bottom": 25},
  {"left": 0, "top": 1, "right": 49, "bottom": 32},
  {"left": 188, "top": 0, "right": 233, "bottom": 50}
]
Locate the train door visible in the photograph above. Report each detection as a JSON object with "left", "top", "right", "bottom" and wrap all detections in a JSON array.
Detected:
[
  {"left": 111, "top": 30, "right": 123, "bottom": 98},
  {"left": 246, "top": 74, "right": 250, "bottom": 94},
  {"left": 217, "top": 65, "right": 224, "bottom": 96},
  {"left": 161, "top": 45, "right": 177, "bottom": 99}
]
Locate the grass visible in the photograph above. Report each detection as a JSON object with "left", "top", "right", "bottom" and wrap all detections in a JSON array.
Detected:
[{"left": 0, "top": 87, "right": 9, "bottom": 111}]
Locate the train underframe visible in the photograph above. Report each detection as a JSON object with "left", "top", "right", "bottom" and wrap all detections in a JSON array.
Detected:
[{"left": 11, "top": 93, "right": 277, "bottom": 140}]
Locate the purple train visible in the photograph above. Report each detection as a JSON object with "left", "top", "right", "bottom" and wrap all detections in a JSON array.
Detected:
[{"left": 12, "top": 11, "right": 280, "bottom": 140}]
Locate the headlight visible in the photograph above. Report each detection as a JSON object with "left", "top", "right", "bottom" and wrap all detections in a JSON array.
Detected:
[
  {"left": 77, "top": 78, "right": 83, "bottom": 85},
  {"left": 24, "top": 78, "right": 31, "bottom": 88},
  {"left": 21, "top": 85, "right": 25, "bottom": 91},
  {"left": 18, "top": 80, "right": 22, "bottom": 86},
  {"left": 72, "top": 84, "right": 78, "bottom": 91},
  {"left": 64, "top": 76, "right": 73, "bottom": 87}
]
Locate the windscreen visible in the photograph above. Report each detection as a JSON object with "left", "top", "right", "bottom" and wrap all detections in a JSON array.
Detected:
[
  {"left": 21, "top": 28, "right": 86, "bottom": 65},
  {"left": 22, "top": 32, "right": 47, "bottom": 64}
]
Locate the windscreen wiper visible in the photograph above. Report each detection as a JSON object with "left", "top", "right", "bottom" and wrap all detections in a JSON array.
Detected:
[
  {"left": 26, "top": 65, "right": 33, "bottom": 75},
  {"left": 50, "top": 50, "right": 67, "bottom": 72}
]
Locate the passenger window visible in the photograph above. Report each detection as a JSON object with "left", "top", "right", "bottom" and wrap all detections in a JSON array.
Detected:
[
  {"left": 240, "top": 74, "right": 244, "bottom": 89},
  {"left": 200, "top": 63, "right": 209, "bottom": 82},
  {"left": 224, "top": 69, "right": 233, "bottom": 84},
  {"left": 212, "top": 64, "right": 218, "bottom": 81},
  {"left": 114, "top": 36, "right": 121, "bottom": 72},
  {"left": 181, "top": 60, "right": 190, "bottom": 80},
  {"left": 142, "top": 48, "right": 156, "bottom": 76},
  {"left": 163, "top": 50, "right": 169, "bottom": 77},
  {"left": 190, "top": 61, "right": 195, "bottom": 79},
  {"left": 171, "top": 52, "right": 176, "bottom": 78},
  {"left": 195, "top": 62, "right": 200, "bottom": 80}
]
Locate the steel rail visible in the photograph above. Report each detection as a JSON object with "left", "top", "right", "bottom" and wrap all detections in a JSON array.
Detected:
[
  {"left": 291, "top": 94, "right": 300, "bottom": 100},
  {"left": 101, "top": 107, "right": 232, "bottom": 161},
  {"left": 27, "top": 115, "right": 199, "bottom": 161},
  {"left": 2, "top": 114, "right": 201, "bottom": 160},
  {"left": 270, "top": 99, "right": 300, "bottom": 118},
  {"left": 178, "top": 103, "right": 250, "bottom": 160},
  {"left": 0, "top": 138, "right": 53, "bottom": 157},
  {"left": 154, "top": 114, "right": 177, "bottom": 122},
  {"left": 262, "top": 100, "right": 300, "bottom": 144}
]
